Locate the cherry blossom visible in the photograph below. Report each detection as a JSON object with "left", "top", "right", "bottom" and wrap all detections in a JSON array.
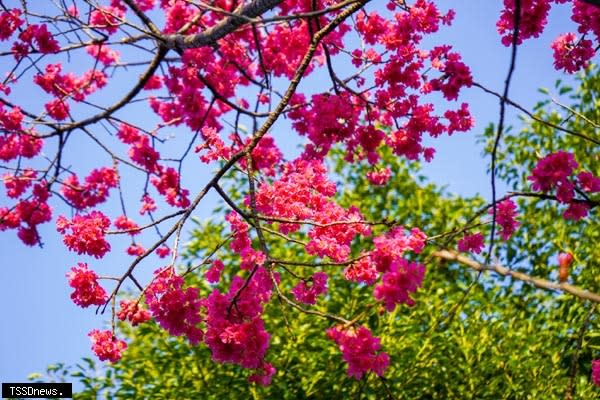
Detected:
[
  {"left": 88, "top": 329, "right": 127, "bottom": 363},
  {"left": 327, "top": 325, "right": 390, "bottom": 380},
  {"left": 457, "top": 232, "right": 485, "bottom": 254},
  {"left": 66, "top": 263, "right": 107, "bottom": 308}
]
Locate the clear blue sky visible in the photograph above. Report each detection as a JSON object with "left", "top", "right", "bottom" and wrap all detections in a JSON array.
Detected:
[{"left": 0, "top": 0, "right": 580, "bottom": 386}]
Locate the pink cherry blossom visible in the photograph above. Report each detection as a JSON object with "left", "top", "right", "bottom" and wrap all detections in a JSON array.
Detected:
[
  {"left": 373, "top": 258, "right": 425, "bottom": 310},
  {"left": 88, "top": 329, "right": 127, "bottom": 363},
  {"left": 66, "top": 263, "right": 107, "bottom": 308},
  {"left": 457, "top": 232, "right": 485, "bottom": 254},
  {"left": 327, "top": 325, "right": 390, "bottom": 380}
]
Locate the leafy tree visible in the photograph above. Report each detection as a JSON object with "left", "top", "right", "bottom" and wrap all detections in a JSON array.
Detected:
[{"left": 1, "top": 0, "right": 600, "bottom": 398}]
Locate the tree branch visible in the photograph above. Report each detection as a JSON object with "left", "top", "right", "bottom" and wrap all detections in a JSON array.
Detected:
[
  {"left": 162, "top": 0, "right": 283, "bottom": 49},
  {"left": 433, "top": 250, "right": 600, "bottom": 303}
]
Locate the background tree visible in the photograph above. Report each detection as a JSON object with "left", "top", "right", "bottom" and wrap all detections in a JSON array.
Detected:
[{"left": 1, "top": 0, "right": 600, "bottom": 398}]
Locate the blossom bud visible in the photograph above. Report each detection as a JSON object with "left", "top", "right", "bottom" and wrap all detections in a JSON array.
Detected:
[{"left": 558, "top": 252, "right": 574, "bottom": 283}]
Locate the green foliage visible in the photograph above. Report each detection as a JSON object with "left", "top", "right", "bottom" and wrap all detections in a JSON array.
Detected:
[{"left": 37, "top": 68, "right": 600, "bottom": 399}]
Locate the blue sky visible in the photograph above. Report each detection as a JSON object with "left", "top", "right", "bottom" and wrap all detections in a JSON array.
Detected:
[{"left": 0, "top": 0, "right": 581, "bottom": 386}]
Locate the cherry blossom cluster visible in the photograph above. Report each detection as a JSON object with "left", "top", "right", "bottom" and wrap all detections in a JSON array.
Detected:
[
  {"left": 344, "top": 227, "right": 427, "bottom": 311},
  {"left": 61, "top": 168, "right": 118, "bottom": 210},
  {"left": 119, "top": 123, "right": 191, "bottom": 210},
  {"left": 204, "top": 267, "right": 275, "bottom": 384},
  {"left": 0, "top": 105, "right": 42, "bottom": 162},
  {"left": 240, "top": 135, "right": 283, "bottom": 177},
  {"left": 490, "top": 199, "right": 520, "bottom": 240},
  {"left": 205, "top": 260, "right": 224, "bottom": 284},
  {"left": 226, "top": 212, "right": 266, "bottom": 271},
  {"left": 528, "top": 151, "right": 600, "bottom": 220},
  {"left": 117, "top": 300, "right": 151, "bottom": 326},
  {"left": 497, "top": 0, "right": 599, "bottom": 73},
  {"left": 291, "top": 272, "right": 328, "bottom": 305},
  {"left": 0, "top": 181, "right": 51, "bottom": 246},
  {"left": 254, "top": 159, "right": 371, "bottom": 262},
  {"left": 374, "top": 259, "right": 425, "bottom": 310},
  {"left": 344, "top": 257, "right": 379, "bottom": 286},
  {"left": 551, "top": 33, "right": 595, "bottom": 73},
  {"left": 593, "top": 360, "right": 600, "bottom": 387},
  {"left": 34, "top": 63, "right": 107, "bottom": 120},
  {"left": 151, "top": 167, "right": 190, "bottom": 209},
  {"left": 56, "top": 211, "right": 111, "bottom": 258},
  {"left": 145, "top": 267, "right": 204, "bottom": 344},
  {"left": 326, "top": 325, "right": 390, "bottom": 380},
  {"left": 88, "top": 329, "right": 128, "bottom": 363},
  {"left": 2, "top": 169, "right": 36, "bottom": 198},
  {"left": 12, "top": 23, "right": 60, "bottom": 60},
  {"left": 113, "top": 215, "right": 140, "bottom": 235},
  {"left": 86, "top": 43, "right": 120, "bottom": 66},
  {"left": 89, "top": 5, "right": 125, "bottom": 34},
  {"left": 117, "top": 124, "right": 160, "bottom": 173},
  {"left": 0, "top": 9, "right": 23, "bottom": 41},
  {"left": 457, "top": 232, "right": 485, "bottom": 254},
  {"left": 366, "top": 168, "right": 392, "bottom": 186},
  {"left": 66, "top": 263, "right": 108, "bottom": 308}
]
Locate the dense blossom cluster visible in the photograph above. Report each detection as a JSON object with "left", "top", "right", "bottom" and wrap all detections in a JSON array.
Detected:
[
  {"left": 254, "top": 159, "right": 371, "bottom": 262},
  {"left": 205, "top": 260, "right": 224, "bottom": 284},
  {"left": 374, "top": 259, "right": 425, "bottom": 310},
  {"left": 0, "top": 9, "right": 23, "bottom": 40},
  {"left": 117, "top": 124, "right": 160, "bottom": 173},
  {"left": 204, "top": 267, "right": 275, "bottom": 383},
  {"left": 66, "top": 263, "right": 107, "bottom": 308},
  {"left": 34, "top": 63, "right": 107, "bottom": 120},
  {"left": 226, "top": 212, "right": 266, "bottom": 271},
  {"left": 0, "top": 182, "right": 51, "bottom": 246},
  {"left": 86, "top": 43, "right": 120, "bottom": 66},
  {"left": 529, "top": 151, "right": 578, "bottom": 192},
  {"left": 145, "top": 267, "right": 203, "bottom": 344},
  {"left": 0, "top": 103, "right": 43, "bottom": 163},
  {"left": 12, "top": 23, "right": 60, "bottom": 60},
  {"left": 497, "top": 0, "right": 552, "bottom": 46},
  {"left": 457, "top": 232, "right": 485, "bottom": 254},
  {"left": 89, "top": 6, "right": 124, "bottom": 34},
  {"left": 572, "top": 1, "right": 600, "bottom": 41},
  {"left": 2, "top": 169, "right": 36, "bottom": 198},
  {"left": 366, "top": 168, "right": 392, "bottom": 186},
  {"left": 151, "top": 167, "right": 190, "bottom": 208},
  {"left": 490, "top": 199, "right": 520, "bottom": 240},
  {"left": 371, "top": 227, "right": 427, "bottom": 272},
  {"left": 291, "top": 272, "right": 328, "bottom": 305},
  {"left": 126, "top": 243, "right": 145, "bottom": 256},
  {"left": 244, "top": 135, "right": 283, "bottom": 177},
  {"left": 56, "top": 211, "right": 111, "bottom": 258},
  {"left": 342, "top": 227, "right": 427, "bottom": 311},
  {"left": 551, "top": 33, "right": 595, "bottom": 73},
  {"left": 117, "top": 299, "right": 151, "bottom": 326},
  {"left": 528, "top": 151, "right": 600, "bottom": 220},
  {"left": 88, "top": 329, "right": 127, "bottom": 363},
  {"left": 593, "top": 360, "right": 600, "bottom": 387},
  {"left": 155, "top": 245, "right": 171, "bottom": 258},
  {"left": 61, "top": 168, "right": 118, "bottom": 209},
  {"left": 344, "top": 257, "right": 379, "bottom": 285},
  {"left": 326, "top": 326, "right": 390, "bottom": 380}
]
